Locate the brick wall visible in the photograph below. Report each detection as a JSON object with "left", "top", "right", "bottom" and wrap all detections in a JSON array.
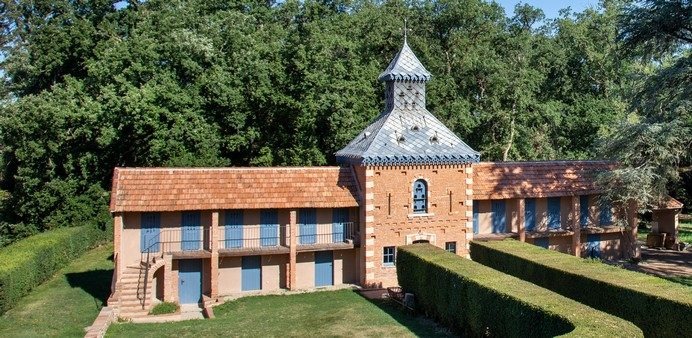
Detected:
[{"left": 358, "top": 163, "right": 473, "bottom": 287}]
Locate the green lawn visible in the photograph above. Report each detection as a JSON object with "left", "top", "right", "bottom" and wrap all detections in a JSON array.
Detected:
[
  {"left": 0, "top": 243, "right": 113, "bottom": 337},
  {"left": 107, "top": 290, "right": 452, "bottom": 337}
]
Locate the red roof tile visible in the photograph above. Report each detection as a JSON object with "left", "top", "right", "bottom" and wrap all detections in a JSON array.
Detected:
[
  {"left": 110, "top": 167, "right": 360, "bottom": 212},
  {"left": 473, "top": 161, "right": 615, "bottom": 200},
  {"left": 654, "top": 196, "right": 684, "bottom": 210}
]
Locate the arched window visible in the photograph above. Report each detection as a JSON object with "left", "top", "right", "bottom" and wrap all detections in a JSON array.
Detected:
[{"left": 412, "top": 179, "right": 428, "bottom": 213}]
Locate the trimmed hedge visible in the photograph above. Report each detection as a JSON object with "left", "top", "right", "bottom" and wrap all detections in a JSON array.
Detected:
[
  {"left": 397, "top": 244, "right": 642, "bottom": 337},
  {"left": 0, "top": 225, "right": 110, "bottom": 315},
  {"left": 470, "top": 240, "right": 692, "bottom": 337}
]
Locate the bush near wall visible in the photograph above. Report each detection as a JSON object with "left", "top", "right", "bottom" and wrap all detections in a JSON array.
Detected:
[
  {"left": 0, "top": 225, "right": 111, "bottom": 315},
  {"left": 397, "top": 244, "right": 642, "bottom": 337},
  {"left": 470, "top": 240, "right": 692, "bottom": 337}
]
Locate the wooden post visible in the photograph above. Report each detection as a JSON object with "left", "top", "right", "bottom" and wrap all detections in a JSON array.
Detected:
[
  {"left": 571, "top": 196, "right": 581, "bottom": 257},
  {"left": 517, "top": 199, "right": 526, "bottom": 242},
  {"left": 210, "top": 211, "right": 220, "bottom": 299},
  {"left": 289, "top": 209, "right": 297, "bottom": 290}
]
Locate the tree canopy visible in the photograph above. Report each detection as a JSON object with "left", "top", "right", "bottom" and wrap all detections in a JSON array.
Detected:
[{"left": 0, "top": 0, "right": 688, "bottom": 245}]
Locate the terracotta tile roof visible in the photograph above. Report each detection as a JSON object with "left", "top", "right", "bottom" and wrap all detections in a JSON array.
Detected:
[
  {"left": 110, "top": 167, "right": 360, "bottom": 212},
  {"left": 654, "top": 196, "right": 684, "bottom": 210},
  {"left": 473, "top": 161, "right": 615, "bottom": 200}
]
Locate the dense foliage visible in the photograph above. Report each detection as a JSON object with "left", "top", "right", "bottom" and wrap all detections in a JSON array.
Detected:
[
  {"left": 470, "top": 240, "right": 692, "bottom": 337},
  {"left": 396, "top": 244, "right": 643, "bottom": 337},
  {"left": 0, "top": 0, "right": 688, "bottom": 244},
  {"left": 0, "top": 225, "right": 111, "bottom": 315}
]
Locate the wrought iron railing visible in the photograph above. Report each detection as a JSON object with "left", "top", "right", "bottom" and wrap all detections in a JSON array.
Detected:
[
  {"left": 218, "top": 225, "right": 290, "bottom": 250},
  {"left": 297, "top": 222, "right": 356, "bottom": 246}
]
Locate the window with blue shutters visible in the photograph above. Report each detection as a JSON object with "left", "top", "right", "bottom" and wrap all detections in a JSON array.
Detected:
[
  {"left": 412, "top": 179, "right": 428, "bottom": 213},
  {"left": 332, "top": 208, "right": 348, "bottom": 243},
  {"left": 525, "top": 198, "right": 536, "bottom": 232},
  {"left": 491, "top": 200, "right": 506, "bottom": 233},
  {"left": 580, "top": 195, "right": 589, "bottom": 228},
  {"left": 547, "top": 197, "right": 561, "bottom": 230},
  {"left": 181, "top": 212, "right": 201, "bottom": 251},
  {"left": 472, "top": 202, "right": 479, "bottom": 234},
  {"left": 140, "top": 212, "right": 161, "bottom": 253},
  {"left": 225, "top": 210, "right": 243, "bottom": 248},
  {"left": 383, "top": 246, "right": 396, "bottom": 266},
  {"left": 260, "top": 210, "right": 278, "bottom": 246},
  {"left": 299, "top": 209, "right": 317, "bottom": 244},
  {"left": 600, "top": 200, "right": 613, "bottom": 226}
]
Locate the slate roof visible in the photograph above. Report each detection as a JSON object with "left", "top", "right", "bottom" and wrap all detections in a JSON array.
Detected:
[
  {"left": 378, "top": 40, "right": 432, "bottom": 82},
  {"left": 110, "top": 167, "right": 359, "bottom": 212},
  {"left": 336, "top": 40, "right": 479, "bottom": 166},
  {"left": 473, "top": 161, "right": 616, "bottom": 200}
]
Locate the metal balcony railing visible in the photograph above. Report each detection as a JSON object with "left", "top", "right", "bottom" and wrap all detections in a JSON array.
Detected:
[
  {"left": 218, "top": 225, "right": 290, "bottom": 250},
  {"left": 297, "top": 222, "right": 356, "bottom": 246}
]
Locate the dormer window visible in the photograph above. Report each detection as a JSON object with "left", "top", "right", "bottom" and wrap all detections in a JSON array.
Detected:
[{"left": 412, "top": 179, "right": 428, "bottom": 213}]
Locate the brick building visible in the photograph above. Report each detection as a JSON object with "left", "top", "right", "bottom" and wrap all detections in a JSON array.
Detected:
[{"left": 108, "top": 39, "right": 637, "bottom": 318}]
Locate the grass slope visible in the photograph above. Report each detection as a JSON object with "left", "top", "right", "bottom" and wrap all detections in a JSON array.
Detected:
[
  {"left": 107, "top": 290, "right": 452, "bottom": 338},
  {"left": 0, "top": 243, "right": 113, "bottom": 337}
]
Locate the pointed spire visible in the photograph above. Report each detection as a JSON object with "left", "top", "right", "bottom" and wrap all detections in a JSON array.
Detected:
[{"left": 378, "top": 22, "right": 431, "bottom": 82}]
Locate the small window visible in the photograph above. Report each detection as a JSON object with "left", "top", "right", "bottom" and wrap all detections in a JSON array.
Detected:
[
  {"left": 445, "top": 241, "right": 457, "bottom": 254},
  {"left": 383, "top": 246, "right": 396, "bottom": 266},
  {"left": 412, "top": 179, "right": 428, "bottom": 213}
]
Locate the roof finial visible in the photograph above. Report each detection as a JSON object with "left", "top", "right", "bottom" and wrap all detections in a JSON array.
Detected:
[{"left": 404, "top": 18, "right": 408, "bottom": 44}]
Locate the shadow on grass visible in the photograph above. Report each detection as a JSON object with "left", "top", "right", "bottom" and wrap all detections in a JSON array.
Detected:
[
  {"left": 354, "top": 290, "right": 453, "bottom": 337},
  {"left": 65, "top": 269, "right": 114, "bottom": 305}
]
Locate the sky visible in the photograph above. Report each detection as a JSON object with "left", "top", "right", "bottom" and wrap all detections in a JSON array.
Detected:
[{"left": 495, "top": 0, "right": 599, "bottom": 19}]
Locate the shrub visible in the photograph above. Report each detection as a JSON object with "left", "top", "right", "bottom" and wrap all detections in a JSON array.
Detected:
[
  {"left": 470, "top": 240, "right": 692, "bottom": 337},
  {"left": 0, "top": 225, "right": 110, "bottom": 314},
  {"left": 149, "top": 302, "right": 179, "bottom": 315},
  {"left": 397, "top": 244, "right": 642, "bottom": 337}
]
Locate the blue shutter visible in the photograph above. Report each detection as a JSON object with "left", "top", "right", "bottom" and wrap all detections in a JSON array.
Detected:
[
  {"left": 332, "top": 208, "right": 348, "bottom": 243},
  {"left": 473, "top": 202, "right": 479, "bottom": 234},
  {"left": 534, "top": 237, "right": 549, "bottom": 249},
  {"left": 140, "top": 212, "right": 161, "bottom": 253},
  {"left": 225, "top": 210, "right": 243, "bottom": 248},
  {"left": 181, "top": 212, "right": 201, "bottom": 251},
  {"left": 525, "top": 199, "right": 536, "bottom": 232},
  {"left": 580, "top": 195, "right": 589, "bottom": 227},
  {"left": 491, "top": 200, "right": 506, "bottom": 233},
  {"left": 587, "top": 234, "right": 601, "bottom": 258},
  {"left": 241, "top": 256, "right": 262, "bottom": 291},
  {"left": 300, "top": 209, "right": 317, "bottom": 244},
  {"left": 600, "top": 201, "right": 613, "bottom": 226},
  {"left": 548, "top": 197, "right": 561, "bottom": 230},
  {"left": 315, "top": 251, "right": 334, "bottom": 287},
  {"left": 260, "top": 210, "right": 278, "bottom": 246}
]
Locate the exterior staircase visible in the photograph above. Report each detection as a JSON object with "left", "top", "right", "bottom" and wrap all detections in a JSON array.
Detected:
[{"left": 109, "top": 257, "right": 166, "bottom": 319}]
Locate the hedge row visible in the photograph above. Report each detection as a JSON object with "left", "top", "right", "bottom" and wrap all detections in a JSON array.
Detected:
[
  {"left": 470, "top": 240, "right": 692, "bottom": 337},
  {"left": 397, "top": 244, "right": 642, "bottom": 337},
  {"left": 0, "top": 225, "right": 111, "bottom": 315}
]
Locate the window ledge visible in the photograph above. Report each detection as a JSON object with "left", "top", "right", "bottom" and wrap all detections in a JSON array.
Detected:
[
  {"left": 408, "top": 212, "right": 435, "bottom": 219},
  {"left": 382, "top": 263, "right": 396, "bottom": 268}
]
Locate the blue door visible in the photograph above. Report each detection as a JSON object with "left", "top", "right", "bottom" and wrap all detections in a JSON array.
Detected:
[
  {"left": 140, "top": 212, "right": 161, "bottom": 253},
  {"left": 178, "top": 259, "right": 202, "bottom": 304},
  {"left": 473, "top": 202, "right": 479, "bottom": 234},
  {"left": 182, "top": 212, "right": 201, "bottom": 251},
  {"left": 300, "top": 209, "right": 317, "bottom": 244},
  {"left": 241, "top": 256, "right": 261, "bottom": 291},
  {"left": 260, "top": 210, "right": 278, "bottom": 247},
  {"left": 525, "top": 199, "right": 536, "bottom": 232},
  {"left": 548, "top": 197, "right": 561, "bottom": 230},
  {"left": 315, "top": 251, "right": 333, "bottom": 287},
  {"left": 587, "top": 234, "right": 601, "bottom": 258},
  {"left": 491, "top": 200, "right": 506, "bottom": 233},
  {"left": 225, "top": 210, "right": 243, "bottom": 248},
  {"left": 580, "top": 195, "right": 589, "bottom": 227},
  {"left": 534, "top": 237, "right": 549, "bottom": 249},
  {"left": 332, "top": 208, "right": 348, "bottom": 243}
]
